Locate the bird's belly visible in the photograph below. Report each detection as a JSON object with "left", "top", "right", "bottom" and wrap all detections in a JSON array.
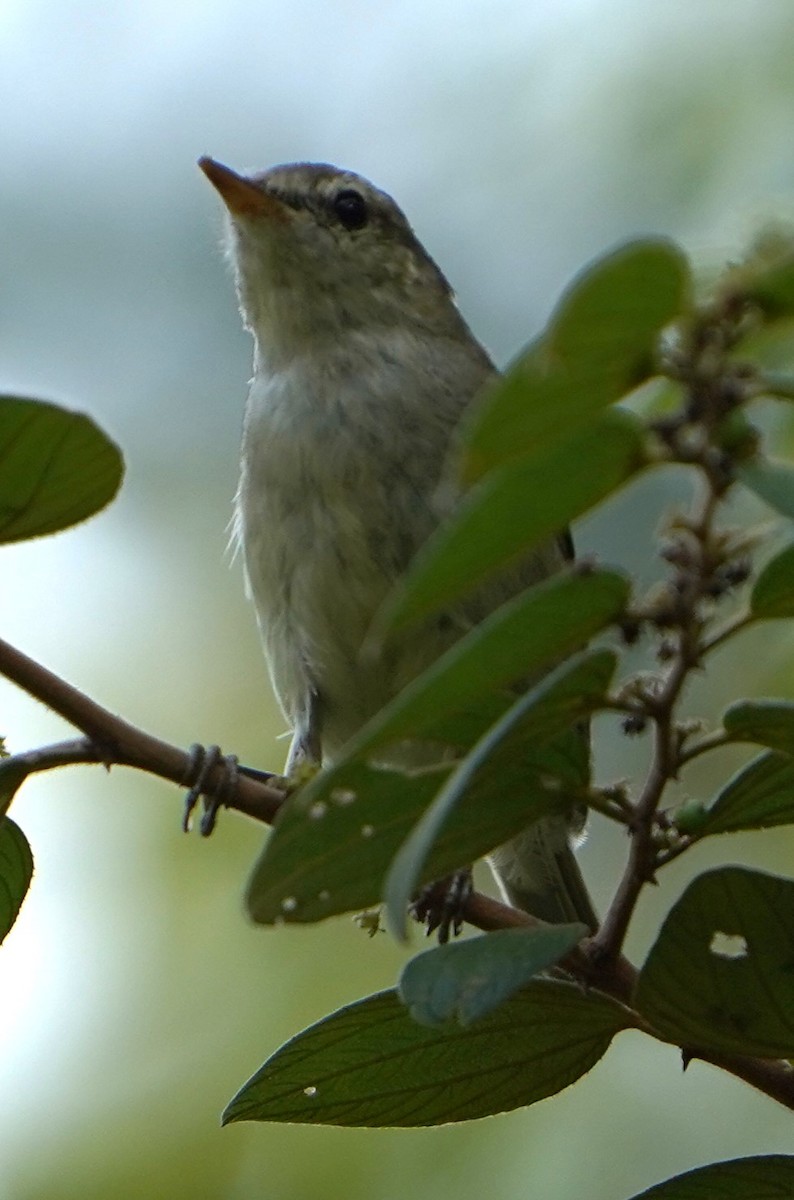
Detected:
[{"left": 238, "top": 447, "right": 438, "bottom": 755}]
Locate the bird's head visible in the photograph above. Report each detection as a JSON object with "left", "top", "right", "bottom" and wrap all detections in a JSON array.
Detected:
[{"left": 199, "top": 157, "right": 460, "bottom": 361}]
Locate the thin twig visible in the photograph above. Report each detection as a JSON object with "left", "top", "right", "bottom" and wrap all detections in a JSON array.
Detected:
[
  {"left": 594, "top": 479, "right": 719, "bottom": 963},
  {"left": 0, "top": 635, "right": 284, "bottom": 824}
]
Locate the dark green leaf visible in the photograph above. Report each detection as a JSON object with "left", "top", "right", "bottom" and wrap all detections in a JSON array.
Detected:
[
  {"left": 246, "top": 649, "right": 612, "bottom": 929},
  {"left": 384, "top": 650, "right": 614, "bottom": 937},
  {"left": 223, "top": 980, "right": 631, "bottom": 1127},
  {"left": 364, "top": 567, "right": 629, "bottom": 752},
  {"left": 0, "top": 818, "right": 33, "bottom": 944},
  {"left": 244, "top": 762, "right": 448, "bottom": 925},
  {"left": 419, "top": 726, "right": 590, "bottom": 904},
  {"left": 636, "top": 867, "right": 794, "bottom": 1057},
  {"left": 245, "top": 730, "right": 586, "bottom": 929},
  {"left": 398, "top": 925, "right": 586, "bottom": 1026},
  {"left": 0, "top": 759, "right": 28, "bottom": 818},
  {"left": 742, "top": 241, "right": 794, "bottom": 319},
  {"left": 0, "top": 395, "right": 123, "bottom": 542},
  {"left": 739, "top": 458, "right": 794, "bottom": 521},
  {"left": 723, "top": 700, "right": 794, "bottom": 755},
  {"left": 463, "top": 239, "right": 690, "bottom": 481},
  {"left": 628, "top": 1156, "right": 794, "bottom": 1200},
  {"left": 383, "top": 409, "right": 647, "bottom": 635},
  {"left": 751, "top": 542, "right": 794, "bottom": 617},
  {"left": 701, "top": 751, "right": 794, "bottom": 835}
]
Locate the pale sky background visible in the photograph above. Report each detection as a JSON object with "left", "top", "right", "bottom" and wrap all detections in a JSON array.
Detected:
[{"left": 3, "top": 2, "right": 794, "bottom": 1197}]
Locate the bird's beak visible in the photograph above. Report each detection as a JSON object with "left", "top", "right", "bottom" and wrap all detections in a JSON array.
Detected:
[{"left": 198, "top": 157, "right": 289, "bottom": 222}]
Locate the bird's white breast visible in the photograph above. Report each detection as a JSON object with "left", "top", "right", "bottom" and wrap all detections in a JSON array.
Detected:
[{"left": 236, "top": 331, "right": 474, "bottom": 756}]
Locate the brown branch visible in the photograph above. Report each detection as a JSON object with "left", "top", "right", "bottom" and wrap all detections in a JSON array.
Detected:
[
  {"left": 4, "top": 634, "right": 794, "bottom": 1111},
  {"left": 463, "top": 891, "right": 794, "bottom": 1111},
  {"left": 593, "top": 471, "right": 725, "bottom": 964},
  {"left": 593, "top": 642, "right": 693, "bottom": 962},
  {"left": 0, "top": 635, "right": 284, "bottom": 825}
]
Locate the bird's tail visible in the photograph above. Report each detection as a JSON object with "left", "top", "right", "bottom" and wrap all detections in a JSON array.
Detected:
[{"left": 488, "top": 814, "right": 598, "bottom": 931}]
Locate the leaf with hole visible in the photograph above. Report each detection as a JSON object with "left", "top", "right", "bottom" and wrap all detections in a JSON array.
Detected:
[
  {"left": 636, "top": 867, "right": 794, "bottom": 1057},
  {"left": 384, "top": 649, "right": 614, "bottom": 938},
  {"left": 244, "top": 762, "right": 448, "bottom": 925},
  {"left": 223, "top": 980, "right": 631, "bottom": 1127}
]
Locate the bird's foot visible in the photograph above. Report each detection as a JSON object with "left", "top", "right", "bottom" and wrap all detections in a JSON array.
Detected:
[
  {"left": 182, "top": 743, "right": 246, "bottom": 836},
  {"left": 411, "top": 868, "right": 473, "bottom": 944}
]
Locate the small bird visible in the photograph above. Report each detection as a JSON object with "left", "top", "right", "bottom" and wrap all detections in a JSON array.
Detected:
[{"left": 199, "top": 156, "right": 596, "bottom": 931}]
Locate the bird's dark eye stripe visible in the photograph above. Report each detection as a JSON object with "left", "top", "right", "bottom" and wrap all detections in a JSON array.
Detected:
[
  {"left": 332, "top": 189, "right": 369, "bottom": 231},
  {"left": 268, "top": 188, "right": 313, "bottom": 213}
]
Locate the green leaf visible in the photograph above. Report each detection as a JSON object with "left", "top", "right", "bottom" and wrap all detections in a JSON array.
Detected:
[
  {"left": 757, "top": 371, "right": 794, "bottom": 402},
  {"left": 0, "top": 818, "right": 33, "bottom": 944},
  {"left": 383, "top": 409, "right": 647, "bottom": 635},
  {"left": 398, "top": 925, "right": 586, "bottom": 1026},
  {"left": 463, "top": 239, "right": 690, "bottom": 481},
  {"left": 246, "top": 649, "right": 613, "bottom": 929},
  {"left": 384, "top": 649, "right": 614, "bottom": 938},
  {"left": 244, "top": 762, "right": 448, "bottom": 925},
  {"left": 723, "top": 700, "right": 794, "bottom": 755},
  {"left": 0, "top": 395, "right": 123, "bottom": 542},
  {"left": 0, "top": 758, "right": 28, "bottom": 818},
  {"left": 418, "top": 726, "right": 590, "bottom": 907},
  {"left": 628, "top": 1156, "right": 794, "bottom": 1200},
  {"left": 697, "top": 751, "right": 794, "bottom": 836},
  {"left": 363, "top": 567, "right": 629, "bottom": 753},
  {"left": 742, "top": 243, "right": 794, "bottom": 319},
  {"left": 636, "top": 866, "right": 794, "bottom": 1057},
  {"left": 751, "top": 541, "right": 794, "bottom": 617},
  {"left": 244, "top": 729, "right": 585, "bottom": 930},
  {"left": 738, "top": 457, "right": 794, "bottom": 521},
  {"left": 724, "top": 229, "right": 794, "bottom": 324},
  {"left": 223, "top": 980, "right": 631, "bottom": 1127}
]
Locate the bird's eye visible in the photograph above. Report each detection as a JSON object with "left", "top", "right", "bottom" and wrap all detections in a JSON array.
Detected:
[{"left": 332, "top": 189, "right": 369, "bottom": 231}]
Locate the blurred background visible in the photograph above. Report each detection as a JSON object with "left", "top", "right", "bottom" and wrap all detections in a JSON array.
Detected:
[{"left": 3, "top": 1, "right": 794, "bottom": 1196}]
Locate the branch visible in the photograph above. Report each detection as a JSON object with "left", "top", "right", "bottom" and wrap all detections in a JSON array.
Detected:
[
  {"left": 0, "top": 635, "right": 284, "bottom": 825},
  {"left": 594, "top": 462, "right": 728, "bottom": 963},
  {"left": 593, "top": 610, "right": 696, "bottom": 961},
  {"left": 3, "top": 633, "right": 793, "bottom": 1112},
  {"left": 463, "top": 891, "right": 794, "bottom": 1111}
]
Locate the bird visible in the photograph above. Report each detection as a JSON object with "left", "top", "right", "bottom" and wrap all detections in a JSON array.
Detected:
[{"left": 199, "top": 156, "right": 596, "bottom": 933}]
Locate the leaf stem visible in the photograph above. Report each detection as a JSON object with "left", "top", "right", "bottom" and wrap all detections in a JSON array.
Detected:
[
  {"left": 701, "top": 610, "right": 755, "bottom": 656},
  {"left": 677, "top": 727, "right": 732, "bottom": 766}
]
